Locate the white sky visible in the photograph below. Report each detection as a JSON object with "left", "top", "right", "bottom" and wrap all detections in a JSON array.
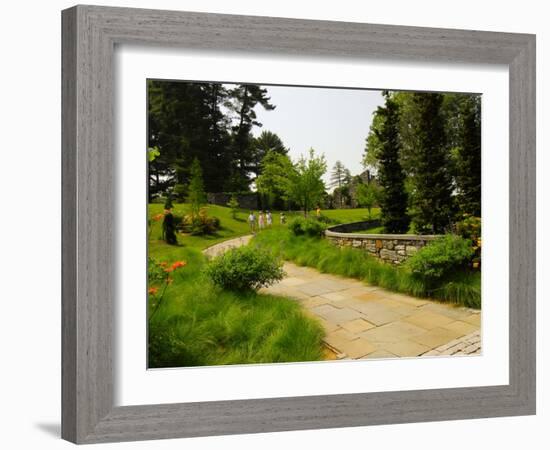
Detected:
[{"left": 251, "top": 85, "right": 385, "bottom": 187}]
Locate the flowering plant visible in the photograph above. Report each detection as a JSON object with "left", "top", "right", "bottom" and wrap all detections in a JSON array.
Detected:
[
  {"left": 148, "top": 257, "right": 187, "bottom": 320},
  {"left": 455, "top": 214, "right": 482, "bottom": 269}
]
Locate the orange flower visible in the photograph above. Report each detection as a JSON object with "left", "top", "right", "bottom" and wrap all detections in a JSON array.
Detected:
[
  {"left": 148, "top": 286, "right": 159, "bottom": 295},
  {"left": 164, "top": 267, "right": 174, "bottom": 273},
  {"left": 159, "top": 261, "right": 168, "bottom": 267},
  {"left": 171, "top": 260, "right": 187, "bottom": 270},
  {"left": 152, "top": 213, "right": 164, "bottom": 222}
]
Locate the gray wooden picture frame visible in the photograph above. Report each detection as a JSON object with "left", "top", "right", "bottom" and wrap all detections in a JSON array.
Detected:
[{"left": 61, "top": 5, "right": 536, "bottom": 444}]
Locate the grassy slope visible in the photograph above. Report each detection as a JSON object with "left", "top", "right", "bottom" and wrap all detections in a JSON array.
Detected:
[
  {"left": 147, "top": 203, "right": 326, "bottom": 367},
  {"left": 321, "top": 207, "right": 380, "bottom": 223},
  {"left": 252, "top": 228, "right": 481, "bottom": 309}
]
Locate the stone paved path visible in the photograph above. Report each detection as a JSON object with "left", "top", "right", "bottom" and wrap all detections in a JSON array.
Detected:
[{"left": 203, "top": 235, "right": 481, "bottom": 360}]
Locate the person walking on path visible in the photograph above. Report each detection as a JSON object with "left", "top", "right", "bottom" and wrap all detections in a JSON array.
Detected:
[
  {"left": 266, "top": 211, "right": 273, "bottom": 228},
  {"left": 258, "top": 211, "right": 265, "bottom": 230},
  {"left": 248, "top": 211, "right": 256, "bottom": 233}
]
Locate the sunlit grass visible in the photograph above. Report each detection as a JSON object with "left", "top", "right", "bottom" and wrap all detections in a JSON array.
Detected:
[
  {"left": 253, "top": 228, "right": 481, "bottom": 309},
  {"left": 147, "top": 204, "right": 326, "bottom": 368}
]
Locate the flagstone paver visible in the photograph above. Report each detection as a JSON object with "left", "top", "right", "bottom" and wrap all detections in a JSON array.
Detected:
[{"left": 204, "top": 235, "right": 482, "bottom": 360}]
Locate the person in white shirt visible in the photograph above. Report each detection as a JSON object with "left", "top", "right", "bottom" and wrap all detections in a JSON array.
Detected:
[
  {"left": 248, "top": 211, "right": 256, "bottom": 233},
  {"left": 266, "top": 211, "right": 273, "bottom": 227}
]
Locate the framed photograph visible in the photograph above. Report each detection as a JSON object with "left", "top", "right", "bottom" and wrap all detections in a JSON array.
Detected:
[{"left": 62, "top": 5, "right": 536, "bottom": 444}]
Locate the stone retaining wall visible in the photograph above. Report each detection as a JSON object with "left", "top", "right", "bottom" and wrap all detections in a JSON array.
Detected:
[{"left": 325, "top": 221, "right": 440, "bottom": 265}]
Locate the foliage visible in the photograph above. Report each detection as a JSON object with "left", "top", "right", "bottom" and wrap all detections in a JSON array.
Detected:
[
  {"left": 455, "top": 214, "right": 482, "bottom": 269},
  {"left": 147, "top": 81, "right": 232, "bottom": 198},
  {"left": 286, "top": 148, "right": 327, "bottom": 216},
  {"left": 226, "top": 194, "right": 240, "bottom": 219},
  {"left": 163, "top": 192, "right": 174, "bottom": 210},
  {"left": 406, "top": 234, "right": 474, "bottom": 283},
  {"left": 373, "top": 93, "right": 410, "bottom": 233},
  {"left": 447, "top": 95, "right": 482, "bottom": 216},
  {"left": 182, "top": 207, "right": 221, "bottom": 235},
  {"left": 253, "top": 228, "right": 480, "bottom": 308},
  {"left": 288, "top": 216, "right": 326, "bottom": 237},
  {"left": 455, "top": 214, "right": 481, "bottom": 242},
  {"left": 147, "top": 80, "right": 279, "bottom": 198},
  {"left": 186, "top": 158, "right": 207, "bottom": 218},
  {"left": 253, "top": 131, "right": 289, "bottom": 182},
  {"left": 355, "top": 182, "right": 380, "bottom": 219},
  {"left": 204, "top": 246, "right": 285, "bottom": 291},
  {"left": 227, "top": 84, "right": 276, "bottom": 187},
  {"left": 404, "top": 93, "right": 455, "bottom": 233},
  {"left": 255, "top": 151, "right": 295, "bottom": 209},
  {"left": 148, "top": 146, "right": 160, "bottom": 162},
  {"left": 364, "top": 91, "right": 481, "bottom": 233},
  {"left": 148, "top": 257, "right": 187, "bottom": 320},
  {"left": 316, "top": 214, "right": 339, "bottom": 225},
  {"left": 147, "top": 245, "right": 324, "bottom": 368}
]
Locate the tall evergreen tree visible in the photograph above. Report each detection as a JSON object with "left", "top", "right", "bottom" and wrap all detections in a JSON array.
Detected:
[
  {"left": 228, "top": 84, "right": 276, "bottom": 190},
  {"left": 374, "top": 93, "right": 410, "bottom": 233},
  {"left": 406, "top": 93, "right": 454, "bottom": 233},
  {"left": 446, "top": 95, "right": 481, "bottom": 216},
  {"left": 251, "top": 130, "right": 288, "bottom": 179},
  {"left": 147, "top": 81, "right": 233, "bottom": 197},
  {"left": 186, "top": 158, "right": 206, "bottom": 218},
  {"left": 330, "top": 161, "right": 352, "bottom": 208}
]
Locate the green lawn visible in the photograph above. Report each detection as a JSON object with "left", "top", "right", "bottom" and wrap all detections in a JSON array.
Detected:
[
  {"left": 252, "top": 228, "right": 481, "bottom": 309},
  {"left": 148, "top": 203, "right": 382, "bottom": 251},
  {"left": 321, "top": 207, "right": 380, "bottom": 223},
  {"left": 147, "top": 203, "right": 326, "bottom": 367}
]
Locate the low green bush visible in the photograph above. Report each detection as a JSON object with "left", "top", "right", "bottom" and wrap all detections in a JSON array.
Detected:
[
  {"left": 288, "top": 216, "right": 326, "bottom": 237},
  {"left": 205, "top": 246, "right": 285, "bottom": 291},
  {"left": 406, "top": 234, "right": 474, "bottom": 283},
  {"left": 316, "top": 214, "right": 339, "bottom": 225}
]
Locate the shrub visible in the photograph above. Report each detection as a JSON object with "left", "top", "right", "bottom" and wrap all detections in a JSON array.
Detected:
[
  {"left": 205, "top": 246, "right": 285, "bottom": 291},
  {"left": 406, "top": 234, "right": 474, "bottom": 283},
  {"left": 316, "top": 214, "right": 339, "bottom": 225},
  {"left": 181, "top": 207, "right": 220, "bottom": 235},
  {"left": 288, "top": 216, "right": 326, "bottom": 237},
  {"left": 455, "top": 214, "right": 482, "bottom": 269},
  {"left": 227, "top": 194, "right": 240, "bottom": 219},
  {"left": 455, "top": 214, "right": 481, "bottom": 242}
]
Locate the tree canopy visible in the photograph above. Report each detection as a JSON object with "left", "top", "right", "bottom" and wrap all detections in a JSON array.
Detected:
[
  {"left": 286, "top": 149, "right": 327, "bottom": 216},
  {"left": 147, "top": 80, "right": 279, "bottom": 200},
  {"left": 364, "top": 90, "right": 481, "bottom": 233}
]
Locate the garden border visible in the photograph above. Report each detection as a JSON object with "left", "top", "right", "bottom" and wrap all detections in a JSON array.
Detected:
[
  {"left": 62, "top": 5, "right": 536, "bottom": 443},
  {"left": 325, "top": 221, "right": 441, "bottom": 263}
]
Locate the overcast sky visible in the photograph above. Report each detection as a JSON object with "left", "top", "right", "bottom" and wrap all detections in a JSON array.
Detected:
[{"left": 251, "top": 85, "right": 385, "bottom": 187}]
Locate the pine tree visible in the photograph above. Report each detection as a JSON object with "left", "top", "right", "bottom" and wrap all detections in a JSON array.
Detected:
[
  {"left": 453, "top": 96, "right": 481, "bottom": 216},
  {"left": 407, "top": 93, "right": 454, "bottom": 233},
  {"left": 186, "top": 158, "right": 206, "bottom": 218},
  {"left": 374, "top": 94, "right": 410, "bottom": 233},
  {"left": 330, "top": 161, "right": 352, "bottom": 208}
]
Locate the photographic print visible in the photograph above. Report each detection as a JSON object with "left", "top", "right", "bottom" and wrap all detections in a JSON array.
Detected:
[{"left": 147, "top": 80, "right": 482, "bottom": 368}]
